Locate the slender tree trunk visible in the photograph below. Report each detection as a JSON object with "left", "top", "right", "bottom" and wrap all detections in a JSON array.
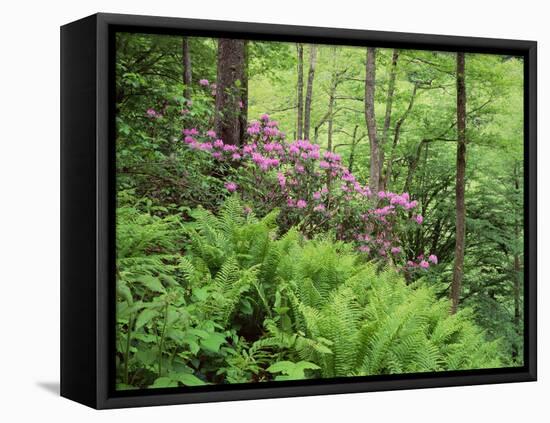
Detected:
[
  {"left": 451, "top": 52, "right": 467, "bottom": 315},
  {"left": 348, "top": 125, "right": 359, "bottom": 173},
  {"left": 365, "top": 47, "right": 379, "bottom": 192},
  {"left": 296, "top": 44, "right": 304, "bottom": 140},
  {"left": 379, "top": 50, "right": 399, "bottom": 184},
  {"left": 403, "top": 139, "right": 426, "bottom": 194},
  {"left": 512, "top": 162, "right": 522, "bottom": 359},
  {"left": 303, "top": 45, "right": 317, "bottom": 140},
  {"left": 384, "top": 82, "right": 419, "bottom": 190},
  {"left": 239, "top": 41, "right": 249, "bottom": 143},
  {"left": 215, "top": 39, "right": 246, "bottom": 146},
  {"left": 182, "top": 37, "right": 192, "bottom": 99},
  {"left": 327, "top": 47, "right": 338, "bottom": 151}
]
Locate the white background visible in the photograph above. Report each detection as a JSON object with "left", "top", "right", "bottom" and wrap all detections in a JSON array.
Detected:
[{"left": 0, "top": 0, "right": 546, "bottom": 421}]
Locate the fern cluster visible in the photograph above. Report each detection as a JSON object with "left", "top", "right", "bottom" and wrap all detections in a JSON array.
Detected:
[{"left": 116, "top": 195, "right": 502, "bottom": 388}]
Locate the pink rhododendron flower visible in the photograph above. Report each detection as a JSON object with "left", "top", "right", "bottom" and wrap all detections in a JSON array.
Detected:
[
  {"left": 199, "top": 79, "right": 209, "bottom": 86},
  {"left": 405, "top": 200, "right": 418, "bottom": 210},
  {"left": 224, "top": 182, "right": 237, "bottom": 192},
  {"left": 183, "top": 128, "right": 199, "bottom": 136},
  {"left": 146, "top": 108, "right": 159, "bottom": 118},
  {"left": 260, "top": 113, "right": 270, "bottom": 121},
  {"left": 223, "top": 144, "right": 238, "bottom": 152},
  {"left": 277, "top": 172, "right": 286, "bottom": 188},
  {"left": 182, "top": 112, "right": 437, "bottom": 270},
  {"left": 206, "top": 130, "right": 217, "bottom": 138}
]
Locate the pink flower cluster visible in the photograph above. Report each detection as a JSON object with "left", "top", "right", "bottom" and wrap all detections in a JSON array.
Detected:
[
  {"left": 406, "top": 254, "right": 438, "bottom": 270},
  {"left": 146, "top": 108, "right": 162, "bottom": 119},
  {"left": 180, "top": 114, "right": 437, "bottom": 270}
]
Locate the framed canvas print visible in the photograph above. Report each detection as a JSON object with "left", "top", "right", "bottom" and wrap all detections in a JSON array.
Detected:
[{"left": 60, "top": 13, "right": 537, "bottom": 409}]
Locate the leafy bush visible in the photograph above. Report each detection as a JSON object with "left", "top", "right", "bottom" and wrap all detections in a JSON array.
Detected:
[
  {"left": 177, "top": 114, "right": 436, "bottom": 271},
  {"left": 116, "top": 196, "right": 501, "bottom": 388}
]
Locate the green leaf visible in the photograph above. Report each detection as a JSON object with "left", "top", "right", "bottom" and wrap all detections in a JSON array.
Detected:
[
  {"left": 135, "top": 348, "right": 157, "bottom": 366},
  {"left": 192, "top": 287, "right": 208, "bottom": 301},
  {"left": 170, "top": 372, "right": 207, "bottom": 386},
  {"left": 313, "top": 344, "right": 333, "bottom": 354},
  {"left": 187, "top": 328, "right": 210, "bottom": 339},
  {"left": 181, "top": 334, "right": 200, "bottom": 354},
  {"left": 150, "top": 377, "right": 177, "bottom": 388},
  {"left": 166, "top": 328, "right": 185, "bottom": 343},
  {"left": 117, "top": 280, "right": 133, "bottom": 304},
  {"left": 200, "top": 332, "right": 226, "bottom": 353},
  {"left": 135, "top": 308, "right": 158, "bottom": 330},
  {"left": 135, "top": 275, "right": 166, "bottom": 293},
  {"left": 267, "top": 361, "right": 320, "bottom": 380}
]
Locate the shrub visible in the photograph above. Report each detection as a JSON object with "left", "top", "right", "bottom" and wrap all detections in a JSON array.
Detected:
[
  {"left": 116, "top": 196, "right": 501, "bottom": 387},
  {"left": 179, "top": 114, "right": 435, "bottom": 270}
]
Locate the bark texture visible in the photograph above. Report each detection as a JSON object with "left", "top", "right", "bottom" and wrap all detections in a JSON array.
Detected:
[
  {"left": 365, "top": 47, "right": 379, "bottom": 192},
  {"left": 379, "top": 50, "right": 399, "bottom": 184},
  {"left": 182, "top": 37, "right": 192, "bottom": 99},
  {"left": 303, "top": 45, "right": 317, "bottom": 140},
  {"left": 296, "top": 44, "right": 304, "bottom": 140},
  {"left": 451, "top": 52, "right": 467, "bottom": 314},
  {"left": 215, "top": 39, "right": 246, "bottom": 145}
]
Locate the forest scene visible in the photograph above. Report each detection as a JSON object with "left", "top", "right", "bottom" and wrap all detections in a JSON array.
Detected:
[{"left": 114, "top": 32, "right": 524, "bottom": 390}]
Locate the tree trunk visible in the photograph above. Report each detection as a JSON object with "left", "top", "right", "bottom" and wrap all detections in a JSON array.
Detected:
[
  {"left": 403, "top": 139, "right": 426, "bottom": 194},
  {"left": 215, "top": 39, "right": 246, "bottom": 146},
  {"left": 451, "top": 52, "right": 467, "bottom": 315},
  {"left": 296, "top": 44, "right": 304, "bottom": 140},
  {"left": 384, "top": 82, "right": 418, "bottom": 190},
  {"left": 239, "top": 41, "right": 249, "bottom": 143},
  {"left": 379, "top": 49, "right": 399, "bottom": 185},
  {"left": 365, "top": 47, "right": 379, "bottom": 192},
  {"left": 327, "top": 47, "right": 338, "bottom": 151},
  {"left": 512, "top": 161, "right": 522, "bottom": 359},
  {"left": 348, "top": 125, "right": 359, "bottom": 173},
  {"left": 303, "top": 45, "right": 317, "bottom": 140},
  {"left": 182, "top": 37, "right": 192, "bottom": 99}
]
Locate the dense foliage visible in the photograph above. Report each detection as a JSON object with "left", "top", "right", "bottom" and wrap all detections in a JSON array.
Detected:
[
  {"left": 116, "top": 196, "right": 500, "bottom": 388},
  {"left": 114, "top": 32, "right": 524, "bottom": 389}
]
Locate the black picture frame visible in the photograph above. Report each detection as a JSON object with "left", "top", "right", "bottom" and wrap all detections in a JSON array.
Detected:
[{"left": 60, "top": 12, "right": 537, "bottom": 409}]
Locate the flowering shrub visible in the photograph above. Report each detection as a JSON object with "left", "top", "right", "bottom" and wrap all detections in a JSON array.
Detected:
[{"left": 176, "top": 113, "right": 436, "bottom": 270}]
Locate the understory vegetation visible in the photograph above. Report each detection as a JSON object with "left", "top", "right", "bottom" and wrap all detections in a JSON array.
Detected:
[{"left": 115, "top": 32, "right": 524, "bottom": 389}]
